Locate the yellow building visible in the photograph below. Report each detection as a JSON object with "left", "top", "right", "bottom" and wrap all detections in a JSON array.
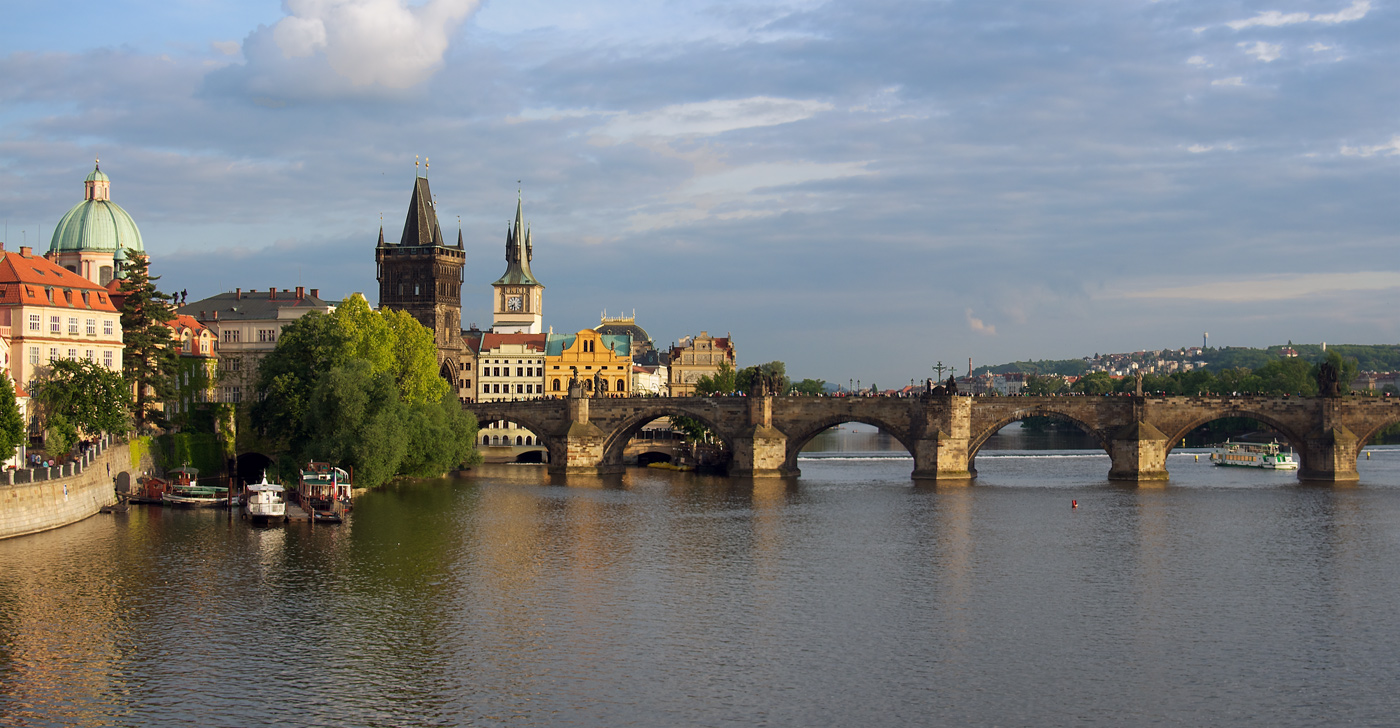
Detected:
[
  {"left": 544, "top": 329, "right": 633, "bottom": 396},
  {"left": 667, "top": 331, "right": 735, "bottom": 396}
]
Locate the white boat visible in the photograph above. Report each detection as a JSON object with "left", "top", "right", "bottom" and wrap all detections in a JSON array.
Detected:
[
  {"left": 1209, "top": 441, "right": 1298, "bottom": 470},
  {"left": 244, "top": 473, "right": 286, "bottom": 522}
]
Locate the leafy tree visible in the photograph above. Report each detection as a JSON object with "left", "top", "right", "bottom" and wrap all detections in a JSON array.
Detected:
[
  {"left": 383, "top": 307, "right": 449, "bottom": 405},
  {"left": 398, "top": 393, "right": 483, "bottom": 477},
  {"left": 1311, "top": 350, "right": 1358, "bottom": 394},
  {"left": 1025, "top": 375, "right": 1070, "bottom": 395},
  {"left": 1072, "top": 372, "right": 1115, "bottom": 395},
  {"left": 35, "top": 358, "right": 130, "bottom": 435},
  {"left": 45, "top": 412, "right": 78, "bottom": 460},
  {"left": 789, "top": 378, "right": 826, "bottom": 396},
  {"left": 694, "top": 361, "right": 737, "bottom": 396},
  {"left": 252, "top": 311, "right": 348, "bottom": 451},
  {"left": 0, "top": 374, "right": 25, "bottom": 462},
  {"left": 118, "top": 250, "right": 179, "bottom": 432},
  {"left": 669, "top": 415, "right": 715, "bottom": 443},
  {"left": 304, "top": 360, "right": 408, "bottom": 489}
]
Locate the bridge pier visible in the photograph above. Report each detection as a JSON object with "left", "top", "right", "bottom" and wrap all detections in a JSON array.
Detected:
[
  {"left": 911, "top": 396, "right": 974, "bottom": 481},
  {"left": 1107, "top": 421, "right": 1169, "bottom": 482},
  {"left": 547, "top": 386, "right": 613, "bottom": 476},
  {"left": 1300, "top": 426, "right": 1360, "bottom": 482},
  {"left": 730, "top": 395, "right": 788, "bottom": 478}
]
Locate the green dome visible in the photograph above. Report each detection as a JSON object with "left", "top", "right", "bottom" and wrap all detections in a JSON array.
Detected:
[
  {"left": 49, "top": 198, "right": 144, "bottom": 253},
  {"left": 49, "top": 164, "right": 143, "bottom": 254}
]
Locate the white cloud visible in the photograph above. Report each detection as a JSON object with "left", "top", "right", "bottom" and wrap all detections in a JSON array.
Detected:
[
  {"left": 267, "top": 0, "right": 481, "bottom": 88},
  {"left": 211, "top": 40, "right": 241, "bottom": 56},
  {"left": 1113, "top": 271, "right": 1400, "bottom": 302},
  {"left": 625, "top": 160, "right": 873, "bottom": 231},
  {"left": 966, "top": 309, "right": 996, "bottom": 336},
  {"left": 1187, "top": 144, "right": 1214, "bottom": 153},
  {"left": 593, "top": 97, "right": 834, "bottom": 141},
  {"left": 1308, "top": 42, "right": 1334, "bottom": 52},
  {"left": 1239, "top": 41, "right": 1282, "bottom": 62},
  {"left": 1211, "top": 76, "right": 1245, "bottom": 86},
  {"left": 1187, "top": 55, "right": 1212, "bottom": 67},
  {"left": 1340, "top": 136, "right": 1400, "bottom": 157},
  {"left": 1226, "top": 1, "right": 1370, "bottom": 30}
]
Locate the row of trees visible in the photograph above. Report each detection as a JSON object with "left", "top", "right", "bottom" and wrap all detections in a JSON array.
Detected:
[
  {"left": 1024, "top": 351, "right": 1364, "bottom": 397},
  {"left": 251, "top": 295, "right": 481, "bottom": 488},
  {"left": 693, "top": 361, "right": 825, "bottom": 396}
]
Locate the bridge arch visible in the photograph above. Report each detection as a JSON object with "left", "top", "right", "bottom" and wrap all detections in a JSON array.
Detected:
[
  {"left": 1354, "top": 411, "right": 1400, "bottom": 453},
  {"left": 780, "top": 414, "right": 917, "bottom": 476},
  {"left": 468, "top": 410, "right": 559, "bottom": 462},
  {"left": 599, "top": 407, "right": 735, "bottom": 469},
  {"left": 1163, "top": 409, "right": 1309, "bottom": 462},
  {"left": 968, "top": 408, "right": 1110, "bottom": 462},
  {"left": 235, "top": 451, "right": 274, "bottom": 485}
]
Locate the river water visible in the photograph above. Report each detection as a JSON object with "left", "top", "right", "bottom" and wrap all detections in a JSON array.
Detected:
[{"left": 4, "top": 426, "right": 1400, "bottom": 727}]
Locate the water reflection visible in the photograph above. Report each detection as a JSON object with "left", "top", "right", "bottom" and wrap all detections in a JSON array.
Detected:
[{"left": 3, "top": 443, "right": 1400, "bottom": 726}]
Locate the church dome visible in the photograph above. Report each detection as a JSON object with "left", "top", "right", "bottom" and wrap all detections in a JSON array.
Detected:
[{"left": 49, "top": 163, "right": 144, "bottom": 254}]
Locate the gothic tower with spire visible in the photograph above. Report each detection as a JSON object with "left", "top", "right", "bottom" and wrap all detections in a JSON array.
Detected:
[
  {"left": 490, "top": 193, "right": 545, "bottom": 334},
  {"left": 375, "top": 170, "right": 466, "bottom": 379}
]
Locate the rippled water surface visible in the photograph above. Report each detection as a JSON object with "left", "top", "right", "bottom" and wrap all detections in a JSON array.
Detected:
[{"left": 4, "top": 440, "right": 1400, "bottom": 727}]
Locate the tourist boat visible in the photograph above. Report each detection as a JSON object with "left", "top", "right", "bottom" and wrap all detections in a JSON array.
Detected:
[
  {"left": 298, "top": 462, "right": 351, "bottom": 523},
  {"left": 1209, "top": 441, "right": 1299, "bottom": 470},
  {"left": 128, "top": 466, "right": 198, "bottom": 505},
  {"left": 162, "top": 483, "right": 233, "bottom": 507},
  {"left": 243, "top": 472, "right": 285, "bottom": 523}
]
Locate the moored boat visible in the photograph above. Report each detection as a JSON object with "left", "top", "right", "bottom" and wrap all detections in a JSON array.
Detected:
[
  {"left": 243, "top": 472, "right": 286, "bottom": 523},
  {"left": 1209, "top": 441, "right": 1298, "bottom": 470},
  {"left": 298, "top": 462, "right": 351, "bottom": 523}
]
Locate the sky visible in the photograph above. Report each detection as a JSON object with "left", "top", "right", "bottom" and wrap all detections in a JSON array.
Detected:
[{"left": 1, "top": 0, "right": 1397, "bottom": 387}]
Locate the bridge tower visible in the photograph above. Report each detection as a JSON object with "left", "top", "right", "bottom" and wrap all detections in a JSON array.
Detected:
[{"left": 491, "top": 193, "right": 545, "bottom": 334}]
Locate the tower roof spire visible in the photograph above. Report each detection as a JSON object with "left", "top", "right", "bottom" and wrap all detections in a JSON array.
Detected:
[{"left": 494, "top": 188, "right": 542, "bottom": 287}]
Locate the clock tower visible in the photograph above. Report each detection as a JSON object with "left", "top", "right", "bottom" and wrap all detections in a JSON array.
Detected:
[{"left": 491, "top": 193, "right": 544, "bottom": 333}]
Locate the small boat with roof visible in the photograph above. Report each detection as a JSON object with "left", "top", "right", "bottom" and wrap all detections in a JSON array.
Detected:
[{"left": 243, "top": 472, "right": 286, "bottom": 523}]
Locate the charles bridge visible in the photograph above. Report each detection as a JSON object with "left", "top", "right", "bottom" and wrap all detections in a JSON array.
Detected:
[{"left": 466, "top": 389, "right": 1400, "bottom": 482}]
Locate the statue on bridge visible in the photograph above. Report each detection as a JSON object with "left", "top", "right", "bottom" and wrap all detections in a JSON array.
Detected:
[
  {"left": 926, "top": 375, "right": 958, "bottom": 397},
  {"left": 1317, "top": 360, "right": 1341, "bottom": 397}
]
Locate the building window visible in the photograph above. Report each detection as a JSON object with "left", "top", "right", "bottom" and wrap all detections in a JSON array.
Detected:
[
  {"left": 104, "top": 351, "right": 113, "bottom": 369},
  {"left": 86, "top": 319, "right": 96, "bottom": 335},
  {"left": 223, "top": 358, "right": 241, "bottom": 372},
  {"left": 29, "top": 347, "right": 38, "bottom": 365},
  {"left": 516, "top": 367, "right": 523, "bottom": 377},
  {"left": 493, "top": 384, "right": 500, "bottom": 394},
  {"left": 85, "top": 350, "right": 94, "bottom": 361},
  {"left": 50, "top": 316, "right": 61, "bottom": 333},
  {"left": 68, "top": 317, "right": 79, "bottom": 334},
  {"left": 103, "top": 319, "right": 113, "bottom": 336},
  {"left": 553, "top": 379, "right": 561, "bottom": 391},
  {"left": 67, "top": 348, "right": 78, "bottom": 359},
  {"left": 49, "top": 348, "right": 58, "bottom": 361},
  {"left": 28, "top": 314, "right": 39, "bottom": 331},
  {"left": 258, "top": 329, "right": 277, "bottom": 343},
  {"left": 223, "top": 329, "right": 240, "bottom": 343}
]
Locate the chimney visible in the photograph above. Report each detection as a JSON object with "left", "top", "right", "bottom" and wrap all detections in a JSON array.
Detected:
[
  {"left": 213, "top": 311, "right": 219, "bottom": 321},
  {"left": 20, "top": 246, "right": 31, "bottom": 257},
  {"left": 200, "top": 310, "right": 206, "bottom": 320},
  {"left": 296, "top": 286, "right": 304, "bottom": 299},
  {"left": 269, "top": 286, "right": 276, "bottom": 300},
  {"left": 310, "top": 288, "right": 319, "bottom": 299},
  {"left": 235, "top": 288, "right": 241, "bottom": 300}
]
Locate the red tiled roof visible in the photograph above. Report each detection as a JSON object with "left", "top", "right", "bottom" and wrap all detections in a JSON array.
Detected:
[
  {"left": 0, "top": 251, "right": 119, "bottom": 312},
  {"left": 478, "top": 332, "right": 547, "bottom": 353},
  {"left": 165, "top": 313, "right": 208, "bottom": 333}
]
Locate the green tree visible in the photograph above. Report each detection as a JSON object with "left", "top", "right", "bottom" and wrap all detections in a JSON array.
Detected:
[
  {"left": 0, "top": 374, "right": 25, "bottom": 462},
  {"left": 383, "top": 307, "right": 449, "bottom": 405},
  {"left": 694, "top": 361, "right": 737, "bottom": 395},
  {"left": 304, "top": 360, "right": 408, "bottom": 489},
  {"left": 118, "top": 250, "right": 179, "bottom": 432},
  {"left": 1311, "top": 350, "right": 1358, "bottom": 394},
  {"left": 45, "top": 412, "right": 78, "bottom": 460},
  {"left": 734, "top": 361, "right": 788, "bottom": 395},
  {"left": 1025, "top": 375, "right": 1069, "bottom": 395},
  {"left": 1072, "top": 372, "right": 1115, "bottom": 395},
  {"left": 35, "top": 358, "right": 131, "bottom": 435},
  {"left": 789, "top": 378, "right": 826, "bottom": 396}
]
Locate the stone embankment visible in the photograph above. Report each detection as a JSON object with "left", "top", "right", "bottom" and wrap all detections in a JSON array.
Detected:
[{"left": 0, "top": 437, "right": 152, "bottom": 540}]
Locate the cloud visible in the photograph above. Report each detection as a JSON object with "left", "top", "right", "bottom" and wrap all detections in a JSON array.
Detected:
[
  {"left": 1226, "top": 1, "right": 1370, "bottom": 30},
  {"left": 1211, "top": 76, "right": 1245, "bottom": 86},
  {"left": 236, "top": 0, "right": 482, "bottom": 93},
  {"left": 1308, "top": 43, "right": 1334, "bottom": 52},
  {"left": 1113, "top": 272, "right": 1400, "bottom": 302},
  {"left": 592, "top": 97, "right": 834, "bottom": 141},
  {"left": 1187, "top": 55, "right": 1212, "bottom": 67},
  {"left": 211, "top": 40, "right": 241, "bottom": 57},
  {"left": 1239, "top": 41, "right": 1282, "bottom": 62},
  {"left": 1340, "top": 136, "right": 1400, "bottom": 157},
  {"left": 966, "top": 309, "right": 996, "bottom": 336},
  {"left": 1187, "top": 144, "right": 1214, "bottom": 153}
]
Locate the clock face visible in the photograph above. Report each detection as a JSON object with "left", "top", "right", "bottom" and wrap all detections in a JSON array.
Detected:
[{"left": 506, "top": 295, "right": 523, "bottom": 312}]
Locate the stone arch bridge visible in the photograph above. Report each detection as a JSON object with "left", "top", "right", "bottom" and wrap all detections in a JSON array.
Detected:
[{"left": 466, "top": 391, "right": 1400, "bottom": 482}]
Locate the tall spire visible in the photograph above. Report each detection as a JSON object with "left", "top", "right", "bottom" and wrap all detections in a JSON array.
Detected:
[
  {"left": 493, "top": 190, "right": 541, "bottom": 286},
  {"left": 399, "top": 175, "right": 444, "bottom": 246}
]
